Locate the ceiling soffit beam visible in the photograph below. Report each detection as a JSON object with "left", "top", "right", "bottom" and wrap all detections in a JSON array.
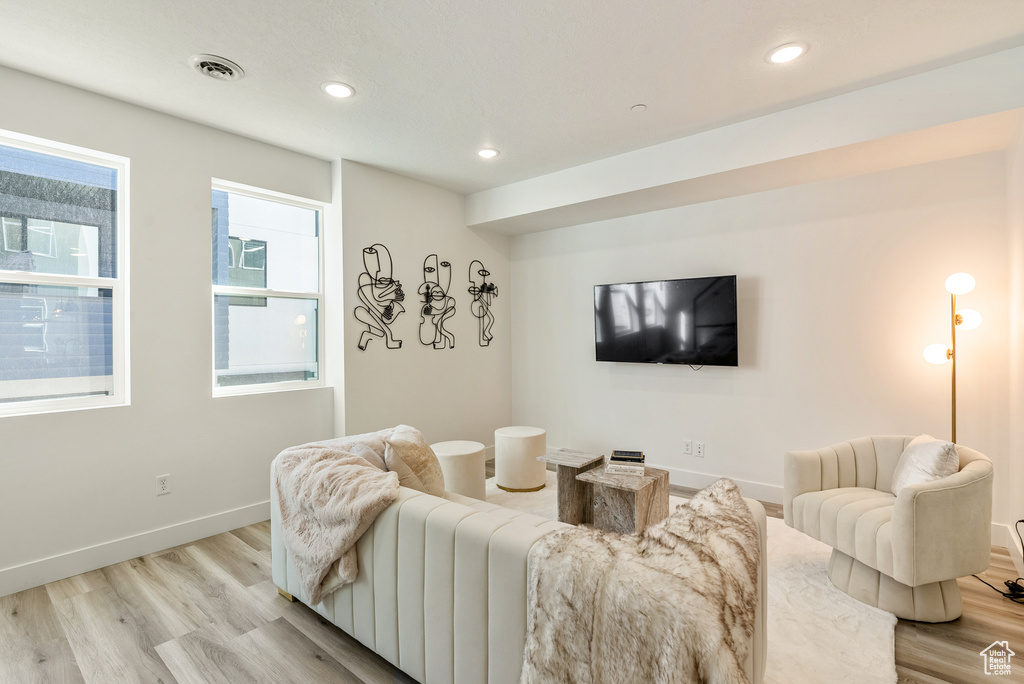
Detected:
[
  {"left": 471, "top": 109, "right": 1023, "bottom": 236},
  {"left": 467, "top": 47, "right": 1024, "bottom": 235}
]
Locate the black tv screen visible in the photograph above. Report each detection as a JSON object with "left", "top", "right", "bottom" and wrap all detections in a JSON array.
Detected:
[{"left": 594, "top": 275, "right": 738, "bottom": 366}]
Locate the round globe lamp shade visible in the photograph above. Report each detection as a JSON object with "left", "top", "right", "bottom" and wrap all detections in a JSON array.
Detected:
[
  {"left": 924, "top": 343, "right": 951, "bottom": 365},
  {"left": 957, "top": 308, "right": 982, "bottom": 330},
  {"left": 945, "top": 272, "right": 975, "bottom": 295}
]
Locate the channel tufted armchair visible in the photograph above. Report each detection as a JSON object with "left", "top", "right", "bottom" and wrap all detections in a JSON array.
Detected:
[{"left": 784, "top": 435, "right": 993, "bottom": 622}]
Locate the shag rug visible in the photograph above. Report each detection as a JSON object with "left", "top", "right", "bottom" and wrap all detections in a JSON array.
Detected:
[{"left": 486, "top": 472, "right": 898, "bottom": 684}]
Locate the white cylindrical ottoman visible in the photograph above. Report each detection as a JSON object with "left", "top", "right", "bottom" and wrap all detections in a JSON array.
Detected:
[
  {"left": 494, "top": 426, "right": 547, "bottom": 492},
  {"left": 430, "top": 440, "right": 486, "bottom": 500}
]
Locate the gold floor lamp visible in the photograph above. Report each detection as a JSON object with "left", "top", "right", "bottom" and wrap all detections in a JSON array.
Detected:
[{"left": 923, "top": 272, "right": 982, "bottom": 443}]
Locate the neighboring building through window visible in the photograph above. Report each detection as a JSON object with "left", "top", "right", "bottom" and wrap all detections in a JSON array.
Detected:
[
  {"left": 211, "top": 182, "right": 321, "bottom": 392},
  {"left": 0, "top": 132, "right": 128, "bottom": 415}
]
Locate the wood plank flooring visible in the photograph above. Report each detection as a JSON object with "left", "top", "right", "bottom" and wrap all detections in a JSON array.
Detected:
[
  {"left": 2, "top": 511, "right": 1021, "bottom": 682},
  {"left": 896, "top": 546, "right": 1024, "bottom": 684},
  {"left": 0, "top": 526, "right": 414, "bottom": 684}
]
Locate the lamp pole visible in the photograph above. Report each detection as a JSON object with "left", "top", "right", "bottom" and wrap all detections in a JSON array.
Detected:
[{"left": 925, "top": 273, "right": 979, "bottom": 446}]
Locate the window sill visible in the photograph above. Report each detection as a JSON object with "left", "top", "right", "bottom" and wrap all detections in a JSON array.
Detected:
[
  {"left": 0, "top": 395, "right": 128, "bottom": 418},
  {"left": 212, "top": 380, "right": 330, "bottom": 399}
]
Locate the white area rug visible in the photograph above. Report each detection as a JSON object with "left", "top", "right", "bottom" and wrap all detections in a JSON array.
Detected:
[
  {"left": 486, "top": 472, "right": 897, "bottom": 684},
  {"left": 762, "top": 516, "right": 896, "bottom": 684}
]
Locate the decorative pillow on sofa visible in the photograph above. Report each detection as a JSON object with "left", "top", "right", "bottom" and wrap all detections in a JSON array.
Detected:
[
  {"left": 385, "top": 425, "right": 446, "bottom": 497},
  {"left": 890, "top": 434, "right": 959, "bottom": 496},
  {"left": 348, "top": 443, "right": 387, "bottom": 472}
]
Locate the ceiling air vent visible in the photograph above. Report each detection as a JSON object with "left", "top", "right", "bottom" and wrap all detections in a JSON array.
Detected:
[{"left": 189, "top": 54, "right": 245, "bottom": 81}]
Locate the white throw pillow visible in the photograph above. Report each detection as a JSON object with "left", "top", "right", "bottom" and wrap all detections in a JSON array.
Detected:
[
  {"left": 890, "top": 434, "right": 959, "bottom": 496},
  {"left": 385, "top": 425, "right": 446, "bottom": 497},
  {"left": 349, "top": 443, "right": 387, "bottom": 472}
]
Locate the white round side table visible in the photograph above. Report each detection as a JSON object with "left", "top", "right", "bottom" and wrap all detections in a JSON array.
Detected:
[
  {"left": 494, "top": 426, "right": 547, "bottom": 492},
  {"left": 430, "top": 440, "right": 486, "bottom": 500}
]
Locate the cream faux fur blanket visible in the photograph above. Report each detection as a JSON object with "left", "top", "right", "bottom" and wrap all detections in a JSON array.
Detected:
[
  {"left": 272, "top": 440, "right": 400, "bottom": 606},
  {"left": 521, "top": 478, "right": 760, "bottom": 684}
]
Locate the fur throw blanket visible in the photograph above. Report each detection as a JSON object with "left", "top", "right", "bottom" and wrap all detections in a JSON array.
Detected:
[
  {"left": 521, "top": 478, "right": 760, "bottom": 684},
  {"left": 272, "top": 436, "right": 400, "bottom": 605}
]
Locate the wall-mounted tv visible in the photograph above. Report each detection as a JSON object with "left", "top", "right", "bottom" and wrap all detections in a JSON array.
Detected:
[{"left": 594, "top": 275, "right": 738, "bottom": 367}]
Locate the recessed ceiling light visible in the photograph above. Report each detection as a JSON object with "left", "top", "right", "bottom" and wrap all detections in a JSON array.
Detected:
[
  {"left": 767, "top": 43, "right": 807, "bottom": 64},
  {"left": 631, "top": 104, "right": 647, "bottom": 112},
  {"left": 321, "top": 82, "right": 355, "bottom": 98},
  {"left": 476, "top": 148, "right": 499, "bottom": 159}
]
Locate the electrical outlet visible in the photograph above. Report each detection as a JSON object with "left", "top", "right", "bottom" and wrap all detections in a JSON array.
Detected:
[
  {"left": 156, "top": 474, "right": 171, "bottom": 496},
  {"left": 695, "top": 442, "right": 705, "bottom": 458},
  {"left": 682, "top": 440, "right": 692, "bottom": 455}
]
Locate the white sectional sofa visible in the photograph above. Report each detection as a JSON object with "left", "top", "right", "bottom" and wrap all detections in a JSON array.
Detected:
[{"left": 271, "top": 479, "right": 767, "bottom": 684}]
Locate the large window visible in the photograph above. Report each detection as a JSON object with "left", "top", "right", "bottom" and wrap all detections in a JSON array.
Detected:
[
  {"left": 211, "top": 181, "right": 322, "bottom": 394},
  {"left": 0, "top": 131, "right": 128, "bottom": 416}
]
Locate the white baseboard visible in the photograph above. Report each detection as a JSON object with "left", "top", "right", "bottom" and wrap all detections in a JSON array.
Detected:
[
  {"left": 659, "top": 465, "right": 783, "bottom": 504},
  {"left": 0, "top": 500, "right": 270, "bottom": 599},
  {"left": 532, "top": 448, "right": 783, "bottom": 503}
]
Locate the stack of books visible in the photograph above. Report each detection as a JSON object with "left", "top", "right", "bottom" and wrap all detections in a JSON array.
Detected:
[{"left": 606, "top": 450, "right": 646, "bottom": 476}]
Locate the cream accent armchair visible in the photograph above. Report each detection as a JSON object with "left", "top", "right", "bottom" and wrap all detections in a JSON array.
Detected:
[{"left": 784, "top": 435, "right": 993, "bottom": 622}]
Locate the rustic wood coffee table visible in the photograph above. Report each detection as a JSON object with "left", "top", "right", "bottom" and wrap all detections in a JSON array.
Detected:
[
  {"left": 536, "top": 448, "right": 605, "bottom": 525},
  {"left": 575, "top": 466, "right": 670, "bottom": 534}
]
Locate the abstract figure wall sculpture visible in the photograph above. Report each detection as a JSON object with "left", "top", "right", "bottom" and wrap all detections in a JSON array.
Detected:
[
  {"left": 468, "top": 259, "right": 498, "bottom": 346},
  {"left": 418, "top": 254, "right": 457, "bottom": 349},
  {"left": 355, "top": 243, "right": 405, "bottom": 350}
]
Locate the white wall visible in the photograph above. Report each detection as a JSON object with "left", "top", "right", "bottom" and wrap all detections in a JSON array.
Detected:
[
  {"left": 339, "top": 160, "right": 512, "bottom": 447},
  {"left": 1007, "top": 123, "right": 1024, "bottom": 573},
  {"left": 511, "top": 151, "right": 1016, "bottom": 525},
  {"left": 0, "top": 67, "right": 335, "bottom": 596}
]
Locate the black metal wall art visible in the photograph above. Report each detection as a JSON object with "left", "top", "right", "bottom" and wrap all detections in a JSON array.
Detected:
[
  {"left": 468, "top": 259, "right": 498, "bottom": 346},
  {"left": 417, "top": 254, "right": 456, "bottom": 349},
  {"left": 355, "top": 243, "right": 405, "bottom": 350}
]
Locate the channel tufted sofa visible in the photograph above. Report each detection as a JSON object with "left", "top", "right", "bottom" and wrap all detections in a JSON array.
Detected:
[
  {"left": 271, "top": 437, "right": 768, "bottom": 684},
  {"left": 784, "top": 435, "right": 993, "bottom": 622}
]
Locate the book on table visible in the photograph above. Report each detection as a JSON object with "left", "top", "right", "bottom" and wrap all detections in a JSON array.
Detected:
[{"left": 606, "top": 450, "right": 645, "bottom": 476}]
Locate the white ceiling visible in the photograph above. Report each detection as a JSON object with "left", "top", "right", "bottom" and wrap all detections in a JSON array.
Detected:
[{"left": 2, "top": 0, "right": 1024, "bottom": 195}]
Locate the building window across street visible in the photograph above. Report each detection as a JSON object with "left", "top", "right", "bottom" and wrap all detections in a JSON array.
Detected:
[
  {"left": 0, "top": 131, "right": 128, "bottom": 416},
  {"left": 211, "top": 181, "right": 322, "bottom": 394}
]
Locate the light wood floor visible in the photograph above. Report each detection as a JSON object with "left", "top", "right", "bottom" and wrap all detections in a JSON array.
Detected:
[
  {"left": 0, "top": 522, "right": 415, "bottom": 684},
  {"left": 2, "top": 514, "right": 1021, "bottom": 683},
  {"left": 896, "top": 545, "right": 1024, "bottom": 683}
]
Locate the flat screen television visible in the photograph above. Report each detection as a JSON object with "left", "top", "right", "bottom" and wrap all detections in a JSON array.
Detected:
[{"left": 594, "top": 275, "right": 738, "bottom": 366}]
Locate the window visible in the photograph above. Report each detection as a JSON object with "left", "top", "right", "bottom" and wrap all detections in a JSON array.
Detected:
[
  {"left": 19, "top": 297, "right": 47, "bottom": 352},
  {"left": 0, "top": 131, "right": 128, "bottom": 416},
  {"left": 211, "top": 181, "right": 322, "bottom": 394}
]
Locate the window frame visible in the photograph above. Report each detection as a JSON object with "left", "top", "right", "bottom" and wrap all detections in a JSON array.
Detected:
[
  {"left": 210, "top": 179, "right": 324, "bottom": 397},
  {"left": 238, "top": 238, "right": 267, "bottom": 272},
  {"left": 26, "top": 220, "right": 57, "bottom": 258},
  {"left": 19, "top": 296, "right": 48, "bottom": 352},
  {"left": 0, "top": 128, "right": 130, "bottom": 417}
]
